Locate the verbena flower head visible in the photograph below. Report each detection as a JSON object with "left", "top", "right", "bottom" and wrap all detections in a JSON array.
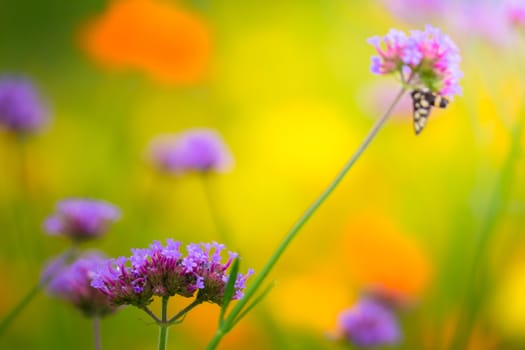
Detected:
[
  {"left": 148, "top": 129, "right": 233, "bottom": 174},
  {"left": 368, "top": 25, "right": 462, "bottom": 99},
  {"left": 44, "top": 199, "right": 121, "bottom": 241},
  {"left": 43, "top": 251, "right": 117, "bottom": 317},
  {"left": 91, "top": 239, "right": 254, "bottom": 308},
  {"left": 0, "top": 76, "right": 49, "bottom": 135},
  {"left": 337, "top": 298, "right": 401, "bottom": 348}
]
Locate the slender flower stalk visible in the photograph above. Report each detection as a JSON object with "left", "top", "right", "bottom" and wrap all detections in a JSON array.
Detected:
[
  {"left": 158, "top": 296, "right": 169, "bottom": 350},
  {"left": 200, "top": 174, "right": 232, "bottom": 245},
  {"left": 140, "top": 306, "right": 161, "bottom": 323},
  {"left": 206, "top": 85, "right": 407, "bottom": 349},
  {"left": 0, "top": 246, "right": 77, "bottom": 335},
  {"left": 168, "top": 298, "right": 202, "bottom": 324},
  {"left": 207, "top": 26, "right": 462, "bottom": 348},
  {"left": 93, "top": 316, "right": 102, "bottom": 350},
  {"left": 449, "top": 118, "right": 524, "bottom": 350}
]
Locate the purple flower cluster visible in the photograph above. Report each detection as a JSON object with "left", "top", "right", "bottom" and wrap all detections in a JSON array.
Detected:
[
  {"left": 368, "top": 25, "right": 462, "bottom": 98},
  {"left": 337, "top": 298, "right": 401, "bottom": 348},
  {"left": 43, "top": 251, "right": 117, "bottom": 317},
  {"left": 44, "top": 199, "right": 121, "bottom": 241},
  {"left": 91, "top": 240, "right": 254, "bottom": 307},
  {"left": 148, "top": 129, "right": 233, "bottom": 174},
  {"left": 0, "top": 76, "right": 49, "bottom": 134}
]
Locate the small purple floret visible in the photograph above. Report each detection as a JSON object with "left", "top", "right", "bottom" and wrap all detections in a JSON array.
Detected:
[
  {"left": 337, "top": 299, "right": 401, "bottom": 348},
  {"left": 148, "top": 129, "right": 233, "bottom": 174},
  {"left": 0, "top": 76, "right": 49, "bottom": 134},
  {"left": 91, "top": 240, "right": 253, "bottom": 307},
  {"left": 43, "top": 198, "right": 121, "bottom": 241}
]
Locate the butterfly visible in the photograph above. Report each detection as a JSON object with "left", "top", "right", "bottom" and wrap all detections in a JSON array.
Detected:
[{"left": 410, "top": 88, "right": 449, "bottom": 135}]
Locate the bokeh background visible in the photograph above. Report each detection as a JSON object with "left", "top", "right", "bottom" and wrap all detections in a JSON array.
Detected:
[{"left": 1, "top": 0, "right": 525, "bottom": 349}]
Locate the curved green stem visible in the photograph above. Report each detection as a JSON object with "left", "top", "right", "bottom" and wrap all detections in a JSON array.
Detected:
[
  {"left": 140, "top": 306, "right": 161, "bottom": 324},
  {"left": 449, "top": 118, "right": 524, "bottom": 350},
  {"left": 168, "top": 298, "right": 202, "bottom": 325},
  {"left": 0, "top": 246, "right": 77, "bottom": 336},
  {"left": 157, "top": 296, "right": 169, "bottom": 350},
  {"left": 206, "top": 85, "right": 407, "bottom": 349},
  {"left": 0, "top": 281, "right": 41, "bottom": 336}
]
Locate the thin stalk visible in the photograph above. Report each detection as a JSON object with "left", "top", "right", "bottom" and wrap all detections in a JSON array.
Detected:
[
  {"left": 167, "top": 298, "right": 202, "bottom": 324},
  {"left": 140, "top": 306, "right": 161, "bottom": 324},
  {"left": 200, "top": 174, "right": 232, "bottom": 245},
  {"left": 0, "top": 281, "right": 40, "bottom": 336},
  {"left": 206, "top": 85, "right": 408, "bottom": 350},
  {"left": 15, "top": 135, "right": 28, "bottom": 195},
  {"left": 0, "top": 246, "right": 77, "bottom": 336},
  {"left": 93, "top": 316, "right": 102, "bottom": 350},
  {"left": 157, "top": 296, "right": 169, "bottom": 350}
]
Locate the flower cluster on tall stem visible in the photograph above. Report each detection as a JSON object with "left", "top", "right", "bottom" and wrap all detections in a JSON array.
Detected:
[
  {"left": 206, "top": 25, "right": 462, "bottom": 349},
  {"left": 368, "top": 25, "right": 462, "bottom": 98}
]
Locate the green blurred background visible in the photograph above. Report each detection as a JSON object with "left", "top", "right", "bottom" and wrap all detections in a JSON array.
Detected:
[{"left": 0, "top": 0, "right": 524, "bottom": 349}]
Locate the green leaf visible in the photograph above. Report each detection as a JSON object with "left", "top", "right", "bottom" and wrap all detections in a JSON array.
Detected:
[{"left": 219, "top": 258, "right": 240, "bottom": 323}]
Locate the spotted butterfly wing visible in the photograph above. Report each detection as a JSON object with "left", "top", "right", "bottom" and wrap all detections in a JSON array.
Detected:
[{"left": 411, "top": 88, "right": 449, "bottom": 135}]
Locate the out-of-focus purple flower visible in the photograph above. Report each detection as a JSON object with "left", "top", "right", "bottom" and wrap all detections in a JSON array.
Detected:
[
  {"left": 0, "top": 76, "right": 49, "bottom": 135},
  {"left": 44, "top": 199, "right": 121, "bottom": 241},
  {"left": 383, "top": 0, "right": 514, "bottom": 48},
  {"left": 43, "top": 251, "right": 117, "bottom": 317},
  {"left": 382, "top": 0, "right": 446, "bottom": 24},
  {"left": 368, "top": 25, "right": 462, "bottom": 99},
  {"left": 91, "top": 239, "right": 254, "bottom": 307},
  {"left": 450, "top": 2, "right": 512, "bottom": 47},
  {"left": 508, "top": 2, "right": 525, "bottom": 28},
  {"left": 148, "top": 129, "right": 233, "bottom": 174},
  {"left": 337, "top": 298, "right": 401, "bottom": 348}
]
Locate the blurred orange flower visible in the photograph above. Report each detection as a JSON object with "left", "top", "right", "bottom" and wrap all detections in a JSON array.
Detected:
[
  {"left": 341, "top": 214, "right": 432, "bottom": 300},
  {"left": 80, "top": 0, "right": 211, "bottom": 84}
]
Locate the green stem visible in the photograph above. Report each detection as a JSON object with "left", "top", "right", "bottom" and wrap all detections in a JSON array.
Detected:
[
  {"left": 200, "top": 174, "right": 232, "bottom": 245},
  {"left": 0, "top": 281, "right": 41, "bottom": 336},
  {"left": 206, "top": 85, "right": 407, "bottom": 349},
  {"left": 141, "top": 306, "right": 161, "bottom": 323},
  {"left": 449, "top": 119, "right": 524, "bottom": 350},
  {"left": 157, "top": 296, "right": 169, "bottom": 350},
  {"left": 0, "top": 246, "right": 77, "bottom": 336},
  {"left": 93, "top": 316, "right": 102, "bottom": 350},
  {"left": 15, "top": 135, "right": 28, "bottom": 195},
  {"left": 167, "top": 298, "right": 202, "bottom": 324}
]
